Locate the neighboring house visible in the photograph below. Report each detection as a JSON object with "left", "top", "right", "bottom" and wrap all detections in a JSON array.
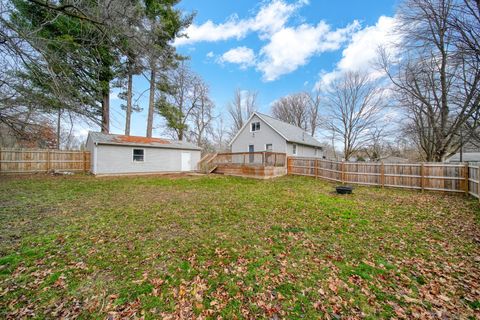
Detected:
[
  {"left": 445, "top": 152, "right": 480, "bottom": 163},
  {"left": 229, "top": 112, "right": 323, "bottom": 157},
  {"left": 86, "top": 132, "right": 201, "bottom": 175}
]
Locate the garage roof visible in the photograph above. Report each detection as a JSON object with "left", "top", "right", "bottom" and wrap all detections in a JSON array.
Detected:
[{"left": 88, "top": 132, "right": 202, "bottom": 151}]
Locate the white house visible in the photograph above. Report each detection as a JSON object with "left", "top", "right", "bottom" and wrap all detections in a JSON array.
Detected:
[
  {"left": 86, "top": 132, "right": 201, "bottom": 175},
  {"left": 229, "top": 112, "right": 323, "bottom": 157}
]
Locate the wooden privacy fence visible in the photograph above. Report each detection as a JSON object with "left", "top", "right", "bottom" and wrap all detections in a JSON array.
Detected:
[
  {"left": 0, "top": 148, "right": 90, "bottom": 174},
  {"left": 288, "top": 157, "right": 480, "bottom": 199}
]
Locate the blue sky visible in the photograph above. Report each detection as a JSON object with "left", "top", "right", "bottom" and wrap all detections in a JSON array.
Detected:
[{"left": 86, "top": 0, "right": 399, "bottom": 139}]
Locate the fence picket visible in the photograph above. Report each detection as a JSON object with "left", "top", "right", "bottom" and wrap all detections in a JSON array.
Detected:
[
  {"left": 0, "top": 148, "right": 90, "bottom": 174},
  {"left": 288, "top": 156, "right": 477, "bottom": 197}
]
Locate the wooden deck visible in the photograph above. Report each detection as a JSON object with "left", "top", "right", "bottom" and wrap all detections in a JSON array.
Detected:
[{"left": 201, "top": 152, "right": 287, "bottom": 179}]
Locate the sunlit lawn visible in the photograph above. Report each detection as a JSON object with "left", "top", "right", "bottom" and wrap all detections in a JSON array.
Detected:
[{"left": 0, "top": 174, "right": 479, "bottom": 319}]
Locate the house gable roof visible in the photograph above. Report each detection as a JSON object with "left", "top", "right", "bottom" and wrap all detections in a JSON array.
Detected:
[
  {"left": 88, "top": 132, "right": 201, "bottom": 151},
  {"left": 229, "top": 112, "right": 323, "bottom": 148}
]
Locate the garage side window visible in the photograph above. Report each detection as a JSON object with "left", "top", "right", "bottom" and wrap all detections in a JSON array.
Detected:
[{"left": 133, "top": 149, "right": 144, "bottom": 162}]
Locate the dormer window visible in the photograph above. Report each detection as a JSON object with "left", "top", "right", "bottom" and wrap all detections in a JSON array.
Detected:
[{"left": 251, "top": 122, "right": 260, "bottom": 132}]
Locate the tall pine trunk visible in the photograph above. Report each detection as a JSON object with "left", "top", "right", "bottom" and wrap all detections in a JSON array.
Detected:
[
  {"left": 146, "top": 64, "right": 156, "bottom": 138},
  {"left": 125, "top": 70, "right": 133, "bottom": 136},
  {"left": 101, "top": 88, "right": 110, "bottom": 133}
]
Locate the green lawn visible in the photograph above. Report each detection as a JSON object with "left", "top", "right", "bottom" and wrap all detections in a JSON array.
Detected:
[{"left": 0, "top": 174, "right": 479, "bottom": 319}]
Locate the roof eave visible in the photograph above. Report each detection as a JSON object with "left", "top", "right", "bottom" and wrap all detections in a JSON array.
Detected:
[{"left": 96, "top": 142, "right": 201, "bottom": 151}]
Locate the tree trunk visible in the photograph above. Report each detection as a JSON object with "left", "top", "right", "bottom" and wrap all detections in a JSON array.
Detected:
[
  {"left": 101, "top": 89, "right": 110, "bottom": 134},
  {"left": 146, "top": 65, "right": 156, "bottom": 138},
  {"left": 125, "top": 71, "right": 133, "bottom": 136}
]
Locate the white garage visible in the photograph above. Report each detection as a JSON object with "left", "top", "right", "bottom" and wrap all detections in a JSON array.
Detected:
[{"left": 86, "top": 132, "right": 201, "bottom": 175}]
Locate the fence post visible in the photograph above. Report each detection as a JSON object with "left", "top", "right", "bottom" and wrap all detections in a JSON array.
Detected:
[
  {"left": 287, "top": 157, "right": 292, "bottom": 174},
  {"left": 464, "top": 163, "right": 469, "bottom": 195},
  {"left": 420, "top": 163, "right": 425, "bottom": 192},
  {"left": 315, "top": 159, "right": 319, "bottom": 179},
  {"left": 46, "top": 149, "right": 51, "bottom": 172},
  {"left": 83, "top": 151, "right": 88, "bottom": 172},
  {"left": 381, "top": 162, "right": 385, "bottom": 188},
  {"left": 341, "top": 161, "right": 345, "bottom": 184}
]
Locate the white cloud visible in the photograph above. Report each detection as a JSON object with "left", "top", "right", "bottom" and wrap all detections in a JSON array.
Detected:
[
  {"left": 176, "top": 0, "right": 386, "bottom": 82},
  {"left": 315, "top": 16, "right": 400, "bottom": 89},
  {"left": 257, "top": 21, "right": 360, "bottom": 81},
  {"left": 175, "top": 18, "right": 251, "bottom": 46},
  {"left": 250, "top": 0, "right": 302, "bottom": 39},
  {"left": 219, "top": 46, "right": 256, "bottom": 69},
  {"left": 174, "top": 0, "right": 306, "bottom": 46},
  {"left": 206, "top": 51, "right": 215, "bottom": 58}
]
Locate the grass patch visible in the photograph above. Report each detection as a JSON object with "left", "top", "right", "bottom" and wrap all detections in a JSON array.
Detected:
[{"left": 0, "top": 174, "right": 479, "bottom": 318}]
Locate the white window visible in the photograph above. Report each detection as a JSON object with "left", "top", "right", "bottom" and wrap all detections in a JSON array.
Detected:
[
  {"left": 133, "top": 149, "right": 144, "bottom": 162},
  {"left": 266, "top": 144, "right": 273, "bottom": 151},
  {"left": 292, "top": 144, "right": 297, "bottom": 155},
  {"left": 251, "top": 122, "right": 260, "bottom": 132}
]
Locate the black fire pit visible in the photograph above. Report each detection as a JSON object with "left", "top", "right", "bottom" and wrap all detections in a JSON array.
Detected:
[{"left": 336, "top": 185, "right": 353, "bottom": 194}]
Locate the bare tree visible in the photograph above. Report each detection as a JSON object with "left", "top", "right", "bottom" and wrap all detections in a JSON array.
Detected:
[
  {"left": 227, "top": 89, "right": 258, "bottom": 133},
  {"left": 188, "top": 81, "right": 214, "bottom": 148},
  {"left": 271, "top": 91, "right": 322, "bottom": 136},
  {"left": 158, "top": 63, "right": 213, "bottom": 143},
  {"left": 360, "top": 127, "right": 393, "bottom": 161},
  {"left": 271, "top": 93, "right": 310, "bottom": 130},
  {"left": 308, "top": 90, "right": 321, "bottom": 136},
  {"left": 210, "top": 115, "right": 230, "bottom": 152},
  {"left": 379, "top": 0, "right": 480, "bottom": 161},
  {"left": 322, "top": 71, "right": 385, "bottom": 161}
]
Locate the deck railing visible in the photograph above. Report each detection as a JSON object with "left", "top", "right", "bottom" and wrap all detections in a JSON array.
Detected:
[{"left": 214, "top": 152, "right": 286, "bottom": 167}]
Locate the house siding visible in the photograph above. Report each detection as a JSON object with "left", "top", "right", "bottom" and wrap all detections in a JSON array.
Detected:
[
  {"left": 286, "top": 142, "right": 322, "bottom": 157},
  {"left": 231, "top": 115, "right": 287, "bottom": 153},
  {"left": 93, "top": 144, "right": 201, "bottom": 175}
]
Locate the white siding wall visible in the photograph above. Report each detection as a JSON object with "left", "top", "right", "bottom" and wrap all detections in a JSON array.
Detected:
[
  {"left": 94, "top": 145, "right": 201, "bottom": 175},
  {"left": 231, "top": 115, "right": 287, "bottom": 153},
  {"left": 286, "top": 142, "right": 323, "bottom": 157}
]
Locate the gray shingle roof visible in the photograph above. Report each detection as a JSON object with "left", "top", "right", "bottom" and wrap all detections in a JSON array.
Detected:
[
  {"left": 255, "top": 112, "right": 323, "bottom": 148},
  {"left": 88, "top": 132, "right": 201, "bottom": 150}
]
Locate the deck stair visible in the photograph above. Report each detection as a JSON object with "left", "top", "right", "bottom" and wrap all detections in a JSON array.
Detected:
[{"left": 198, "top": 153, "right": 218, "bottom": 173}]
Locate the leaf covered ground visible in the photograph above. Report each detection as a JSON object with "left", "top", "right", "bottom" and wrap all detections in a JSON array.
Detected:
[{"left": 0, "top": 174, "right": 479, "bottom": 319}]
